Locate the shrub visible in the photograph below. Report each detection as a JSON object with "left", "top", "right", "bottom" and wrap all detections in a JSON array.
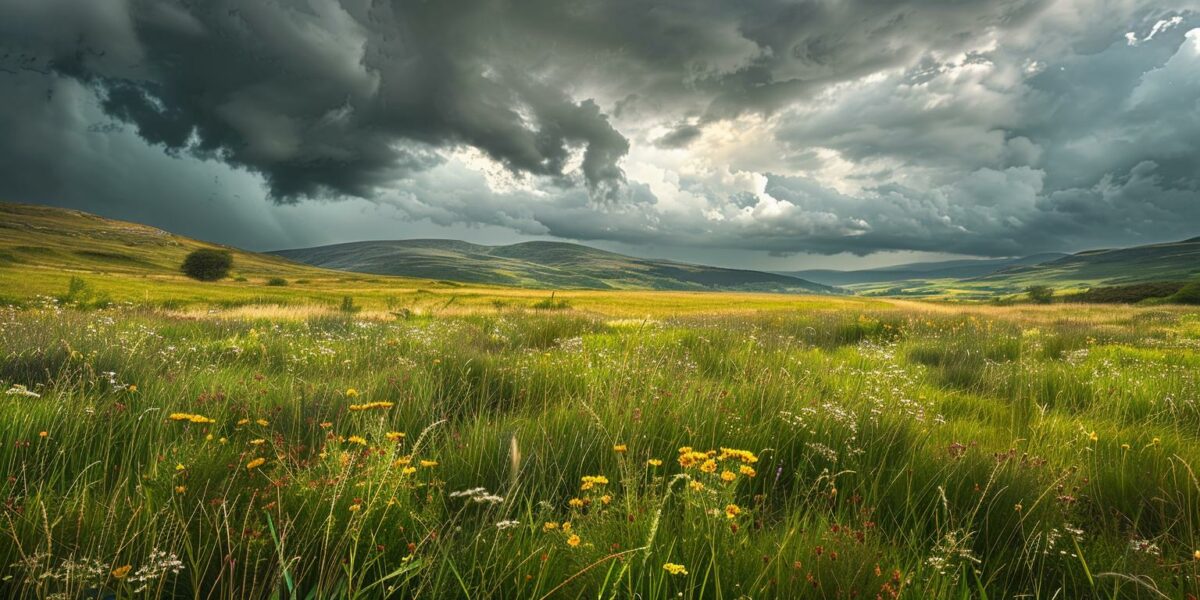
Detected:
[
  {"left": 265, "top": 277, "right": 288, "bottom": 287},
  {"left": 1166, "top": 281, "right": 1200, "bottom": 305},
  {"left": 339, "top": 295, "right": 359, "bottom": 313},
  {"left": 1025, "top": 284, "right": 1054, "bottom": 304},
  {"left": 181, "top": 249, "right": 233, "bottom": 281}
]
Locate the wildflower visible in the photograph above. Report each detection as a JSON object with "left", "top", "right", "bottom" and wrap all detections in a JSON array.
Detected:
[
  {"left": 320, "top": 422, "right": 333, "bottom": 429},
  {"left": 1121, "top": 443, "right": 1130, "bottom": 451},
  {"left": 246, "top": 457, "right": 266, "bottom": 470},
  {"left": 566, "top": 534, "right": 581, "bottom": 547},
  {"left": 663, "top": 563, "right": 688, "bottom": 576},
  {"left": 739, "top": 465, "right": 757, "bottom": 477},
  {"left": 562, "top": 521, "right": 572, "bottom": 533},
  {"left": 718, "top": 448, "right": 759, "bottom": 464},
  {"left": 580, "top": 475, "right": 609, "bottom": 491},
  {"left": 401, "top": 467, "right": 417, "bottom": 475},
  {"left": 1151, "top": 437, "right": 1161, "bottom": 446},
  {"left": 175, "top": 463, "right": 185, "bottom": 471},
  {"left": 613, "top": 444, "right": 628, "bottom": 454},
  {"left": 647, "top": 458, "right": 663, "bottom": 467},
  {"left": 256, "top": 419, "right": 269, "bottom": 426},
  {"left": 347, "top": 435, "right": 368, "bottom": 446},
  {"left": 386, "top": 431, "right": 405, "bottom": 442},
  {"left": 569, "top": 497, "right": 586, "bottom": 508},
  {"left": 175, "top": 486, "right": 187, "bottom": 494},
  {"left": 219, "top": 437, "right": 228, "bottom": 445},
  {"left": 678, "top": 450, "right": 710, "bottom": 468},
  {"left": 395, "top": 456, "right": 412, "bottom": 466},
  {"left": 205, "top": 433, "right": 214, "bottom": 441},
  {"left": 1014, "top": 503, "right": 1023, "bottom": 513},
  {"left": 345, "top": 388, "right": 359, "bottom": 398},
  {"left": 600, "top": 494, "right": 612, "bottom": 505},
  {"left": 724, "top": 504, "right": 741, "bottom": 519},
  {"left": 720, "top": 470, "right": 736, "bottom": 483},
  {"left": 168, "top": 413, "right": 214, "bottom": 424},
  {"left": 1087, "top": 431, "right": 1098, "bottom": 442},
  {"left": 38, "top": 431, "right": 48, "bottom": 439},
  {"left": 250, "top": 438, "right": 265, "bottom": 446},
  {"left": 236, "top": 419, "right": 250, "bottom": 426},
  {"left": 112, "top": 565, "right": 132, "bottom": 579},
  {"left": 349, "top": 401, "right": 394, "bottom": 412},
  {"left": 1194, "top": 550, "right": 1200, "bottom": 560},
  {"left": 348, "top": 503, "right": 362, "bottom": 513},
  {"left": 699, "top": 459, "right": 718, "bottom": 473},
  {"left": 419, "top": 460, "right": 438, "bottom": 468},
  {"left": 543, "top": 522, "right": 559, "bottom": 532},
  {"left": 128, "top": 385, "right": 138, "bottom": 393},
  {"left": 689, "top": 480, "right": 705, "bottom": 491}
]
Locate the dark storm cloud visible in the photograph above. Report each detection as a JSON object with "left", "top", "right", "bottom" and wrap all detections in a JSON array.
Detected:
[{"left": 1, "top": 0, "right": 630, "bottom": 201}]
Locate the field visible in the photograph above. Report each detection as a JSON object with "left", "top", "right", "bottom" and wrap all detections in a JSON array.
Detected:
[{"left": 3, "top": 295, "right": 1200, "bottom": 599}]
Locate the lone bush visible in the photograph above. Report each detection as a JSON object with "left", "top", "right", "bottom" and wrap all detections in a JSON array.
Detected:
[
  {"left": 182, "top": 249, "right": 233, "bottom": 281},
  {"left": 266, "top": 277, "right": 288, "bottom": 286},
  {"left": 1025, "top": 285, "right": 1054, "bottom": 304}
]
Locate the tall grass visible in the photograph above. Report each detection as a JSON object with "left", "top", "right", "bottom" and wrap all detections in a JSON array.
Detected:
[{"left": 1, "top": 304, "right": 1198, "bottom": 598}]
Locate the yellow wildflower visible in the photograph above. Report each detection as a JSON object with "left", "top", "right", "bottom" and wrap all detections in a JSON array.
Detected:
[
  {"left": 718, "top": 448, "right": 758, "bottom": 464},
  {"left": 345, "top": 388, "right": 359, "bottom": 398},
  {"left": 566, "top": 534, "right": 581, "bottom": 547},
  {"left": 348, "top": 503, "right": 362, "bottom": 513},
  {"left": 663, "top": 563, "right": 688, "bottom": 576},
  {"left": 720, "top": 470, "right": 736, "bottom": 483},
  {"left": 562, "top": 521, "right": 572, "bottom": 533},
  {"left": 349, "top": 401, "right": 394, "bottom": 412},
  {"left": 739, "top": 465, "right": 756, "bottom": 477},
  {"left": 1087, "top": 431, "right": 1098, "bottom": 442},
  {"left": 320, "top": 422, "right": 333, "bottom": 429},
  {"left": 580, "top": 475, "right": 609, "bottom": 490},
  {"left": 569, "top": 497, "right": 586, "bottom": 508},
  {"left": 246, "top": 457, "right": 266, "bottom": 470},
  {"left": 175, "top": 485, "right": 187, "bottom": 494},
  {"left": 347, "top": 435, "right": 368, "bottom": 446},
  {"left": 250, "top": 438, "right": 265, "bottom": 446},
  {"left": 543, "top": 522, "right": 559, "bottom": 532},
  {"left": 699, "top": 459, "right": 718, "bottom": 473},
  {"left": 168, "top": 413, "right": 214, "bottom": 424},
  {"left": 175, "top": 463, "right": 185, "bottom": 471},
  {"left": 724, "top": 504, "right": 741, "bottom": 519},
  {"left": 111, "top": 565, "right": 131, "bottom": 579},
  {"left": 613, "top": 444, "right": 628, "bottom": 454},
  {"left": 38, "top": 431, "right": 48, "bottom": 439},
  {"left": 385, "top": 431, "right": 406, "bottom": 442},
  {"left": 401, "top": 466, "right": 417, "bottom": 475},
  {"left": 256, "top": 419, "right": 269, "bottom": 426},
  {"left": 600, "top": 494, "right": 612, "bottom": 505},
  {"left": 688, "top": 480, "right": 705, "bottom": 491},
  {"left": 236, "top": 418, "right": 249, "bottom": 426},
  {"left": 419, "top": 460, "right": 438, "bottom": 468},
  {"left": 647, "top": 458, "right": 663, "bottom": 467}
]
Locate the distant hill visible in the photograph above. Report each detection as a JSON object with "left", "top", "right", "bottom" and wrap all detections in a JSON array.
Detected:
[
  {"left": 971, "top": 237, "right": 1200, "bottom": 289},
  {"left": 272, "top": 239, "right": 839, "bottom": 294},
  {"left": 782, "top": 253, "right": 1067, "bottom": 287}
]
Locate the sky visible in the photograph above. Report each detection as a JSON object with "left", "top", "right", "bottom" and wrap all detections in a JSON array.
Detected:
[{"left": 0, "top": 0, "right": 1198, "bottom": 271}]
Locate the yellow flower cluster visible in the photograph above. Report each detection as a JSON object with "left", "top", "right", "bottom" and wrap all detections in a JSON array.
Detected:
[
  {"left": 348, "top": 401, "right": 394, "bottom": 412},
  {"left": 385, "top": 431, "right": 406, "bottom": 442},
  {"left": 168, "top": 412, "right": 214, "bottom": 424},
  {"left": 663, "top": 562, "right": 688, "bottom": 576},
  {"left": 347, "top": 435, "right": 368, "bottom": 446},
  {"left": 246, "top": 457, "right": 266, "bottom": 470},
  {"left": 580, "top": 475, "right": 609, "bottom": 491}
]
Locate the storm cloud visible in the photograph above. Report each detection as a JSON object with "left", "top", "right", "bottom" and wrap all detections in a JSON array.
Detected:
[{"left": 0, "top": 0, "right": 1197, "bottom": 262}]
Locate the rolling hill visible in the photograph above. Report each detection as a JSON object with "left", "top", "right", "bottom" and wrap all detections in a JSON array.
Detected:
[
  {"left": 272, "top": 239, "right": 839, "bottom": 293},
  {"left": 782, "top": 253, "right": 1067, "bottom": 288},
  {"left": 972, "top": 237, "right": 1200, "bottom": 289}
]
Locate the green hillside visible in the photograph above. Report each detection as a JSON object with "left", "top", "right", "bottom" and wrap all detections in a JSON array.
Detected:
[
  {"left": 849, "top": 237, "right": 1200, "bottom": 299},
  {"left": 272, "top": 239, "right": 839, "bottom": 294}
]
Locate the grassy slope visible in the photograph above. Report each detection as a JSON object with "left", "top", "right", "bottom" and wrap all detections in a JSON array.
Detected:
[
  {"left": 0, "top": 201, "right": 870, "bottom": 316},
  {"left": 783, "top": 253, "right": 1067, "bottom": 287},
  {"left": 271, "top": 239, "right": 839, "bottom": 294},
  {"left": 850, "top": 239, "right": 1200, "bottom": 299}
]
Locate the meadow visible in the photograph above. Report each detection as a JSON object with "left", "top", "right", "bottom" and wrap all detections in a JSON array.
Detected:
[{"left": 2, "top": 293, "right": 1200, "bottom": 599}]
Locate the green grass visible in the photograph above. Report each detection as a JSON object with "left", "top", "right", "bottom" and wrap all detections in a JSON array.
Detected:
[{"left": 2, "top": 302, "right": 1199, "bottom": 598}]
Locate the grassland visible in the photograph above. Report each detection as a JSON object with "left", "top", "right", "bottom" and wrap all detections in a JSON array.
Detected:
[
  {"left": 3, "top": 294, "right": 1200, "bottom": 599},
  {"left": 4, "top": 202, "right": 1200, "bottom": 598}
]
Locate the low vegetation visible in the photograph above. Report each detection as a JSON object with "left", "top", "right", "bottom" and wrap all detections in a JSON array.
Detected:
[{"left": 2, "top": 298, "right": 1200, "bottom": 598}]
